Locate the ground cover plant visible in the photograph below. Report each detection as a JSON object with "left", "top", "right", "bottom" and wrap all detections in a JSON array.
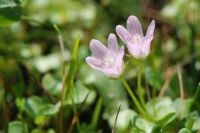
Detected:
[{"left": 0, "top": 0, "right": 200, "bottom": 133}]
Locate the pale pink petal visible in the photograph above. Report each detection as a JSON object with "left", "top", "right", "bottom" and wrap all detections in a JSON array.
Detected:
[
  {"left": 142, "top": 35, "right": 154, "bottom": 46},
  {"left": 103, "top": 67, "right": 122, "bottom": 78},
  {"left": 127, "top": 44, "right": 141, "bottom": 59},
  {"left": 127, "top": 16, "right": 143, "bottom": 36},
  {"left": 108, "top": 33, "right": 119, "bottom": 54},
  {"left": 141, "top": 35, "right": 154, "bottom": 57},
  {"left": 116, "top": 25, "right": 130, "bottom": 44},
  {"left": 119, "top": 46, "right": 125, "bottom": 60},
  {"left": 146, "top": 20, "right": 155, "bottom": 36},
  {"left": 89, "top": 39, "right": 109, "bottom": 59},
  {"left": 115, "top": 46, "right": 124, "bottom": 69},
  {"left": 85, "top": 57, "right": 104, "bottom": 71}
]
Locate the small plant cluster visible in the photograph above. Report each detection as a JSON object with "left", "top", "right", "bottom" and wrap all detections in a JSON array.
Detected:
[
  {"left": 86, "top": 15, "right": 200, "bottom": 132},
  {"left": 1, "top": 0, "right": 200, "bottom": 132}
]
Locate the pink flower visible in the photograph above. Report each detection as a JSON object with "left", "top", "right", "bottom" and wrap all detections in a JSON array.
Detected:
[
  {"left": 86, "top": 33, "right": 124, "bottom": 78},
  {"left": 116, "top": 15, "right": 155, "bottom": 59}
]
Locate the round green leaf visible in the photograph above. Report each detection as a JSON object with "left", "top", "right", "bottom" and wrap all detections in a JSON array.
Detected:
[
  {"left": 8, "top": 121, "right": 28, "bottom": 133},
  {"left": 178, "top": 128, "right": 191, "bottom": 133}
]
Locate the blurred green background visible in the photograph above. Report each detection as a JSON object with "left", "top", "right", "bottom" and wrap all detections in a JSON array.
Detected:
[{"left": 0, "top": 0, "right": 200, "bottom": 132}]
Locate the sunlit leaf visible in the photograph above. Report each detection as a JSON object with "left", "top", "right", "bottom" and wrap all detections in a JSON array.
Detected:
[
  {"left": 8, "top": 121, "right": 28, "bottom": 133},
  {"left": 132, "top": 116, "right": 154, "bottom": 133},
  {"left": 31, "top": 129, "right": 45, "bottom": 133},
  {"left": 172, "top": 98, "right": 193, "bottom": 118},
  {"left": 24, "top": 96, "right": 60, "bottom": 118},
  {"left": 178, "top": 128, "right": 191, "bottom": 133},
  {"left": 65, "top": 81, "right": 96, "bottom": 105},
  {"left": 42, "top": 73, "right": 62, "bottom": 96},
  {"left": 38, "top": 102, "right": 61, "bottom": 115},
  {"left": 146, "top": 97, "right": 176, "bottom": 122},
  {"left": 33, "top": 53, "right": 65, "bottom": 73}
]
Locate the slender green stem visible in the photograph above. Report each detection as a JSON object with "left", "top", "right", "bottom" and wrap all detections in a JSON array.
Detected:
[
  {"left": 137, "top": 62, "right": 146, "bottom": 110},
  {"left": 121, "top": 78, "right": 146, "bottom": 116}
]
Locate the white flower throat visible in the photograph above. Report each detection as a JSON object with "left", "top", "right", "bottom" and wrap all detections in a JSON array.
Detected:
[
  {"left": 103, "top": 56, "right": 115, "bottom": 67},
  {"left": 133, "top": 34, "right": 141, "bottom": 44}
]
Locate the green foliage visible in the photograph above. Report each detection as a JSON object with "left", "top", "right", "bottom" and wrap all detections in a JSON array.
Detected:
[
  {"left": 144, "top": 66, "right": 164, "bottom": 90},
  {"left": 0, "top": 0, "right": 22, "bottom": 26},
  {"left": 178, "top": 128, "right": 191, "bottom": 133},
  {"left": 1, "top": 0, "right": 200, "bottom": 132},
  {"left": 8, "top": 121, "right": 28, "bottom": 133}
]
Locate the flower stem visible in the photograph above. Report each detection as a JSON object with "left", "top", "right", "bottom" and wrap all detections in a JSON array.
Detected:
[
  {"left": 121, "top": 78, "right": 146, "bottom": 116},
  {"left": 137, "top": 62, "right": 146, "bottom": 110}
]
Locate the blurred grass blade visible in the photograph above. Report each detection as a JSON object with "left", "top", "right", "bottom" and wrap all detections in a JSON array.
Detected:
[
  {"left": 65, "top": 34, "right": 81, "bottom": 131},
  {"left": 91, "top": 98, "right": 103, "bottom": 128},
  {"left": 64, "top": 34, "right": 80, "bottom": 100},
  {"left": 112, "top": 104, "right": 121, "bottom": 133},
  {"left": 193, "top": 83, "right": 200, "bottom": 102},
  {"left": 68, "top": 92, "right": 90, "bottom": 133}
]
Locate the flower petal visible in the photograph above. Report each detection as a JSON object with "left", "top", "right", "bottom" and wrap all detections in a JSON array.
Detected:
[
  {"left": 85, "top": 57, "right": 103, "bottom": 71},
  {"left": 127, "top": 15, "right": 143, "bottom": 36},
  {"left": 127, "top": 43, "right": 141, "bottom": 59},
  {"left": 141, "top": 35, "right": 154, "bottom": 57},
  {"left": 116, "top": 25, "right": 130, "bottom": 44},
  {"left": 103, "top": 67, "right": 122, "bottom": 78},
  {"left": 142, "top": 35, "right": 154, "bottom": 46},
  {"left": 89, "top": 39, "right": 109, "bottom": 59},
  {"left": 114, "top": 46, "right": 124, "bottom": 67},
  {"left": 146, "top": 20, "right": 155, "bottom": 36},
  {"left": 108, "top": 33, "right": 119, "bottom": 54},
  {"left": 119, "top": 46, "right": 125, "bottom": 60}
]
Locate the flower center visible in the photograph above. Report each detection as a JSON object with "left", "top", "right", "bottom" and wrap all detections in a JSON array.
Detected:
[
  {"left": 133, "top": 34, "right": 141, "bottom": 44},
  {"left": 103, "top": 56, "right": 115, "bottom": 67}
]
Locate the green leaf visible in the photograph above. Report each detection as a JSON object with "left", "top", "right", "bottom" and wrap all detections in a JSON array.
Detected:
[
  {"left": 65, "top": 81, "right": 96, "bottom": 105},
  {"left": 146, "top": 97, "right": 176, "bottom": 122},
  {"left": 151, "top": 125, "right": 163, "bottom": 133},
  {"left": 25, "top": 96, "right": 46, "bottom": 117},
  {"left": 161, "top": 0, "right": 188, "bottom": 19},
  {"left": 8, "top": 121, "right": 28, "bottom": 133},
  {"left": 144, "top": 66, "right": 164, "bottom": 90},
  {"left": 38, "top": 102, "right": 61, "bottom": 116},
  {"left": 25, "top": 96, "right": 60, "bottom": 117},
  {"left": 178, "top": 128, "right": 191, "bottom": 133},
  {"left": 188, "top": 111, "right": 200, "bottom": 130},
  {"left": 185, "top": 117, "right": 194, "bottom": 130},
  {"left": 31, "top": 128, "right": 55, "bottom": 133},
  {"left": 35, "top": 115, "right": 47, "bottom": 125},
  {"left": 16, "top": 97, "right": 25, "bottom": 112},
  {"left": 172, "top": 98, "right": 193, "bottom": 118},
  {"left": 42, "top": 73, "right": 62, "bottom": 96},
  {"left": 31, "top": 129, "right": 45, "bottom": 133},
  {"left": 115, "top": 109, "right": 137, "bottom": 130},
  {"left": 132, "top": 116, "right": 154, "bottom": 133},
  {"left": 0, "top": 0, "right": 22, "bottom": 26},
  {"left": 33, "top": 53, "right": 63, "bottom": 73}
]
